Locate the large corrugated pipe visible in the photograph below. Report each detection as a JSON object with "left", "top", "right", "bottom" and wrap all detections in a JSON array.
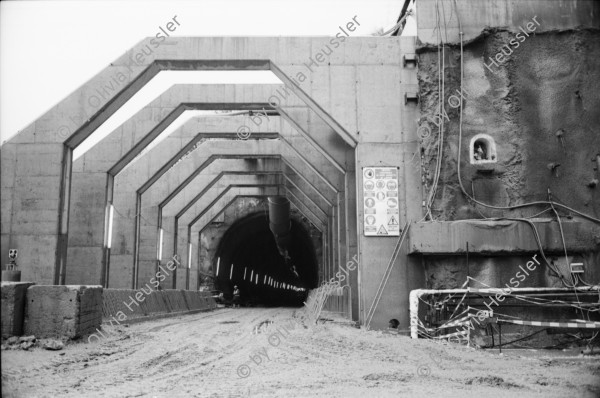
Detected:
[{"left": 268, "top": 196, "right": 291, "bottom": 258}]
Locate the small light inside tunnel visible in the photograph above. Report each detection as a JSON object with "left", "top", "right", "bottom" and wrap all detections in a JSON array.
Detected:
[
  {"left": 244, "top": 267, "right": 247, "bottom": 280},
  {"left": 229, "top": 264, "right": 234, "bottom": 280},
  {"left": 250, "top": 269, "right": 254, "bottom": 281},
  {"left": 255, "top": 274, "right": 259, "bottom": 284},
  {"left": 216, "top": 257, "right": 221, "bottom": 276},
  {"left": 264, "top": 275, "right": 267, "bottom": 284}
]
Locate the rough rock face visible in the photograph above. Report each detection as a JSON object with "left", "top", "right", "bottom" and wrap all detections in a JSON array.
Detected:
[
  {"left": 417, "top": 30, "right": 600, "bottom": 221},
  {"left": 415, "top": 28, "right": 600, "bottom": 346}
]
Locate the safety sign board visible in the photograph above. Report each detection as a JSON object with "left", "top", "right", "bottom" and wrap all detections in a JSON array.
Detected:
[{"left": 362, "top": 167, "right": 400, "bottom": 236}]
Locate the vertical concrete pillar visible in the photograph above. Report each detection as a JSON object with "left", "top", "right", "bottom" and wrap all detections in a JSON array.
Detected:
[
  {"left": 337, "top": 192, "right": 346, "bottom": 282},
  {"left": 345, "top": 159, "right": 359, "bottom": 321}
]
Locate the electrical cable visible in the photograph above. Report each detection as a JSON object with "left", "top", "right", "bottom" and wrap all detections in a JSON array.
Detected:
[
  {"left": 450, "top": 1, "right": 600, "bottom": 226},
  {"left": 426, "top": 0, "right": 446, "bottom": 220},
  {"left": 377, "top": 9, "right": 414, "bottom": 36},
  {"left": 547, "top": 189, "right": 590, "bottom": 322},
  {"left": 480, "top": 328, "right": 549, "bottom": 349},
  {"left": 428, "top": 0, "right": 451, "bottom": 218}
]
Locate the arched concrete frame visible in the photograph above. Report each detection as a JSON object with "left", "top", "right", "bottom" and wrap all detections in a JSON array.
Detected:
[
  {"left": 160, "top": 156, "right": 334, "bottom": 289},
  {"left": 133, "top": 172, "right": 281, "bottom": 288},
  {"left": 192, "top": 189, "right": 329, "bottom": 291},
  {"left": 127, "top": 139, "right": 342, "bottom": 289},
  {"left": 156, "top": 148, "right": 336, "bottom": 288},
  {"left": 4, "top": 50, "right": 358, "bottom": 285},
  {"left": 2, "top": 36, "right": 416, "bottom": 328},
  {"left": 67, "top": 84, "right": 339, "bottom": 274},
  {"left": 115, "top": 142, "right": 339, "bottom": 288},
  {"left": 68, "top": 80, "right": 353, "bottom": 287},
  {"left": 161, "top": 172, "right": 287, "bottom": 288},
  {"left": 173, "top": 173, "right": 330, "bottom": 289},
  {"left": 181, "top": 182, "right": 329, "bottom": 291},
  {"left": 189, "top": 194, "right": 328, "bottom": 291},
  {"left": 7, "top": 67, "right": 354, "bottom": 282},
  {"left": 190, "top": 189, "right": 327, "bottom": 291},
  {"left": 68, "top": 132, "right": 279, "bottom": 284},
  {"left": 160, "top": 164, "right": 332, "bottom": 288},
  {"left": 185, "top": 185, "right": 329, "bottom": 289},
  {"left": 87, "top": 84, "right": 351, "bottom": 174},
  {"left": 68, "top": 86, "right": 349, "bottom": 286}
]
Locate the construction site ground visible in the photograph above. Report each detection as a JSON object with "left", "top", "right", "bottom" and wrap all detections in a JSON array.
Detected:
[{"left": 2, "top": 307, "right": 599, "bottom": 398}]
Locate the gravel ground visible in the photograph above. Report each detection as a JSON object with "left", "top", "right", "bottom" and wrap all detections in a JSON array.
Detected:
[{"left": 2, "top": 307, "right": 599, "bottom": 397}]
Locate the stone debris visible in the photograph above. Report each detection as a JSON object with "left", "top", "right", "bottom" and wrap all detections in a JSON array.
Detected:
[
  {"left": 1, "top": 335, "right": 37, "bottom": 350},
  {"left": 6, "top": 336, "right": 19, "bottom": 345},
  {"left": 42, "top": 339, "right": 65, "bottom": 351},
  {"left": 20, "top": 341, "right": 35, "bottom": 350},
  {"left": 18, "top": 335, "right": 36, "bottom": 343}
]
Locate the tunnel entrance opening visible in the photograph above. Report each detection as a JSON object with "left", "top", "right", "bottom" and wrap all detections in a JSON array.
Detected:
[{"left": 214, "top": 211, "right": 318, "bottom": 307}]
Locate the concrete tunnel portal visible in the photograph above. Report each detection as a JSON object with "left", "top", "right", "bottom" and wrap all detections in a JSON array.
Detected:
[{"left": 214, "top": 211, "right": 318, "bottom": 307}]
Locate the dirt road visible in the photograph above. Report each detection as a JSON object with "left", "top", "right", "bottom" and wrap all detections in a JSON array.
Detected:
[{"left": 2, "top": 307, "right": 599, "bottom": 397}]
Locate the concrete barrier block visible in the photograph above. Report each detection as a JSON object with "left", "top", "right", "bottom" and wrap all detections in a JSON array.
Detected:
[
  {"left": 24, "top": 285, "right": 102, "bottom": 339},
  {"left": 144, "top": 291, "right": 164, "bottom": 314},
  {"left": 102, "top": 289, "right": 146, "bottom": 319},
  {"left": 78, "top": 285, "right": 103, "bottom": 334},
  {"left": 202, "top": 291, "right": 217, "bottom": 309},
  {"left": 102, "top": 289, "right": 216, "bottom": 322},
  {"left": 1, "top": 282, "right": 35, "bottom": 338},
  {"left": 163, "top": 290, "right": 189, "bottom": 312},
  {"left": 156, "top": 291, "right": 170, "bottom": 312},
  {"left": 182, "top": 290, "right": 202, "bottom": 310}
]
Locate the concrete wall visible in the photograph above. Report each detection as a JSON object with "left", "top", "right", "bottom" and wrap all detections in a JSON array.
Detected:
[{"left": 1, "top": 282, "right": 35, "bottom": 338}]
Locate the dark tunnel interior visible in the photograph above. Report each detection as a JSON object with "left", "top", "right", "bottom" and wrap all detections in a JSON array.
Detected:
[{"left": 214, "top": 212, "right": 319, "bottom": 306}]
